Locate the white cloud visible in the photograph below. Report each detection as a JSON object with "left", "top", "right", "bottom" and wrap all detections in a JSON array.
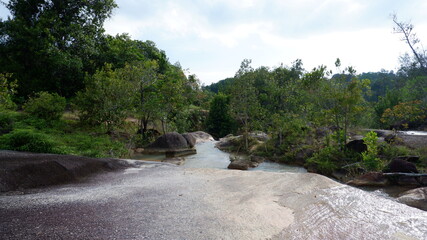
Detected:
[{"left": 105, "top": 0, "right": 427, "bottom": 84}]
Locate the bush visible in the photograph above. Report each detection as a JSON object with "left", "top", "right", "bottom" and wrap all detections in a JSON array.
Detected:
[
  {"left": 23, "top": 92, "right": 66, "bottom": 121},
  {"left": 361, "top": 131, "right": 383, "bottom": 171},
  {"left": 0, "top": 112, "right": 14, "bottom": 135},
  {"left": 379, "top": 144, "right": 413, "bottom": 160},
  {"left": 0, "top": 130, "right": 59, "bottom": 153},
  {"left": 306, "top": 146, "right": 342, "bottom": 175},
  {"left": 0, "top": 73, "right": 17, "bottom": 110}
]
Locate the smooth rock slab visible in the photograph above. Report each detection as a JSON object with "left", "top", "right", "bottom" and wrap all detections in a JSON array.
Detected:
[{"left": 1, "top": 163, "right": 426, "bottom": 240}]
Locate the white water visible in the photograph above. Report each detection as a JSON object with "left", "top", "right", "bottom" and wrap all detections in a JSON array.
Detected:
[{"left": 399, "top": 130, "right": 427, "bottom": 136}]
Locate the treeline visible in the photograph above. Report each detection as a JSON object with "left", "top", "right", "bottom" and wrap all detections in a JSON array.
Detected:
[
  {"left": 0, "top": 1, "right": 426, "bottom": 173},
  {"left": 0, "top": 0, "right": 207, "bottom": 139}
]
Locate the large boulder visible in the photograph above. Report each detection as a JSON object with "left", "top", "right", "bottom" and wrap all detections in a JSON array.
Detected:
[
  {"left": 383, "top": 158, "right": 418, "bottom": 173},
  {"left": 188, "top": 131, "right": 214, "bottom": 143},
  {"left": 392, "top": 156, "right": 420, "bottom": 164},
  {"left": 215, "top": 135, "right": 240, "bottom": 151},
  {"left": 345, "top": 139, "right": 367, "bottom": 153},
  {"left": 397, "top": 187, "right": 427, "bottom": 211},
  {"left": 147, "top": 132, "right": 189, "bottom": 150},
  {"left": 181, "top": 133, "right": 196, "bottom": 148}
]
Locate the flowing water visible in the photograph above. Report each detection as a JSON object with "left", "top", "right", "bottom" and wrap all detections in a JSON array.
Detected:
[
  {"left": 183, "top": 141, "right": 307, "bottom": 173},
  {"left": 133, "top": 141, "right": 306, "bottom": 173},
  {"left": 183, "top": 141, "right": 307, "bottom": 172},
  {"left": 399, "top": 130, "right": 427, "bottom": 136}
]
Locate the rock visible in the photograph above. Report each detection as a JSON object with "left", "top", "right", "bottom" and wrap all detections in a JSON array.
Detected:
[
  {"left": 384, "top": 133, "right": 400, "bottom": 144},
  {"left": 181, "top": 133, "right": 196, "bottom": 148},
  {"left": 393, "top": 176, "right": 427, "bottom": 186},
  {"left": 134, "top": 148, "right": 144, "bottom": 154},
  {"left": 347, "top": 172, "right": 389, "bottom": 187},
  {"left": 189, "top": 131, "right": 215, "bottom": 143},
  {"left": 147, "top": 132, "right": 189, "bottom": 150},
  {"left": 393, "top": 156, "right": 420, "bottom": 164},
  {"left": 332, "top": 168, "right": 349, "bottom": 182},
  {"left": 383, "top": 159, "right": 418, "bottom": 173},
  {"left": 397, "top": 187, "right": 427, "bottom": 211},
  {"left": 345, "top": 139, "right": 367, "bottom": 153},
  {"left": 249, "top": 131, "right": 270, "bottom": 142},
  {"left": 228, "top": 160, "right": 249, "bottom": 170},
  {"left": 227, "top": 155, "right": 250, "bottom": 170},
  {"left": 250, "top": 155, "right": 266, "bottom": 168},
  {"left": 215, "top": 135, "right": 240, "bottom": 151},
  {"left": 0, "top": 150, "right": 132, "bottom": 192}
]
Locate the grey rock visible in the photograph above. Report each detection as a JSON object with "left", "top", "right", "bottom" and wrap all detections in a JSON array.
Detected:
[{"left": 398, "top": 187, "right": 427, "bottom": 211}]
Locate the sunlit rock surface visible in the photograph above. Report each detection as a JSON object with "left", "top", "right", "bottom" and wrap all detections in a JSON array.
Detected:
[{"left": 1, "top": 161, "right": 425, "bottom": 240}]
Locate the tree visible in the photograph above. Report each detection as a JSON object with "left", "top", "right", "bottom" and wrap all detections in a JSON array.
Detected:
[
  {"left": 156, "top": 64, "right": 187, "bottom": 134},
  {"left": 230, "top": 59, "right": 260, "bottom": 151},
  {"left": 206, "top": 93, "right": 236, "bottom": 138},
  {"left": 392, "top": 14, "right": 427, "bottom": 74},
  {"left": 74, "top": 64, "right": 133, "bottom": 133},
  {"left": 117, "top": 60, "right": 159, "bottom": 138},
  {"left": 319, "top": 60, "right": 370, "bottom": 150},
  {"left": 0, "top": 0, "right": 117, "bottom": 97}
]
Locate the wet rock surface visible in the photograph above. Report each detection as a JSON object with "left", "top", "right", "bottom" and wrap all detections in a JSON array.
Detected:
[{"left": 1, "top": 161, "right": 426, "bottom": 240}]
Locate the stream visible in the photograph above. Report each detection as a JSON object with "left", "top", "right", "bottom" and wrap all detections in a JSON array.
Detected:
[{"left": 133, "top": 141, "right": 307, "bottom": 173}]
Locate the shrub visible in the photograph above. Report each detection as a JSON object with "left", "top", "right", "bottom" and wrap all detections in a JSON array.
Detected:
[
  {"left": 0, "top": 112, "right": 14, "bottom": 135},
  {"left": 0, "top": 73, "right": 17, "bottom": 110},
  {"left": 306, "top": 146, "right": 342, "bottom": 175},
  {"left": 361, "top": 131, "right": 383, "bottom": 171},
  {"left": 379, "top": 144, "right": 413, "bottom": 159},
  {"left": 0, "top": 130, "right": 58, "bottom": 153},
  {"left": 23, "top": 92, "right": 66, "bottom": 121}
]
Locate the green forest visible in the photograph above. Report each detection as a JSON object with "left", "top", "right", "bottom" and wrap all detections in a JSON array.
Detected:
[{"left": 1, "top": 1, "right": 426, "bottom": 176}]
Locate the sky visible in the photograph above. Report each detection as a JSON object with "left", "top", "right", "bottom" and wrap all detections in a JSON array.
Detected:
[{"left": 1, "top": 0, "right": 427, "bottom": 85}]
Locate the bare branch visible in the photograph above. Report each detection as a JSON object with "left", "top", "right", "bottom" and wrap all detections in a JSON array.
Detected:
[{"left": 391, "top": 14, "right": 427, "bottom": 73}]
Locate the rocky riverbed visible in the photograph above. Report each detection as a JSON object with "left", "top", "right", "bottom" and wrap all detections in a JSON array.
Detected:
[{"left": 1, "top": 151, "right": 426, "bottom": 239}]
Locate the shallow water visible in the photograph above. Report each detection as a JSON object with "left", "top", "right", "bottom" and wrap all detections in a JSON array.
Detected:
[
  {"left": 182, "top": 141, "right": 307, "bottom": 172},
  {"left": 182, "top": 141, "right": 230, "bottom": 169},
  {"left": 132, "top": 141, "right": 307, "bottom": 173}
]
